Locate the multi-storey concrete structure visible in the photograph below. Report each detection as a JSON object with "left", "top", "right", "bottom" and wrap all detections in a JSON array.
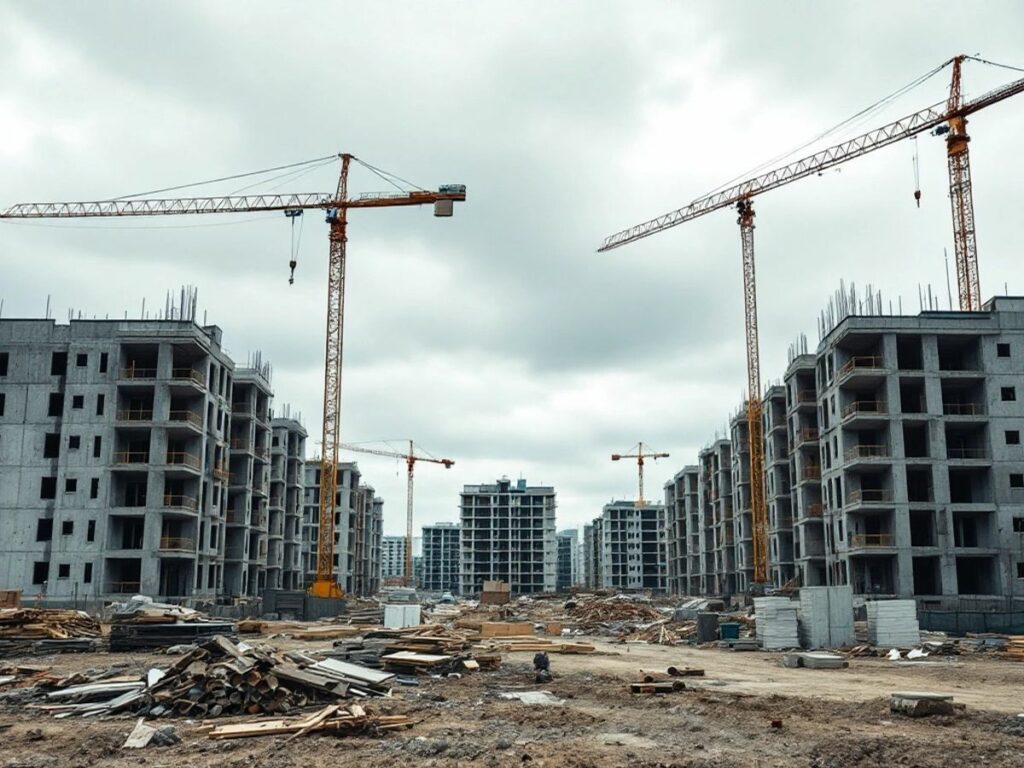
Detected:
[
  {"left": 593, "top": 501, "right": 666, "bottom": 592},
  {"left": 581, "top": 523, "right": 596, "bottom": 589},
  {"left": 698, "top": 439, "right": 735, "bottom": 596},
  {"left": 763, "top": 385, "right": 795, "bottom": 587},
  {"left": 300, "top": 461, "right": 383, "bottom": 597},
  {"left": 556, "top": 528, "right": 578, "bottom": 591},
  {"left": 664, "top": 466, "right": 700, "bottom": 595},
  {"left": 269, "top": 414, "right": 306, "bottom": 591},
  {"left": 816, "top": 296, "right": 1024, "bottom": 610},
  {"left": 225, "top": 366, "right": 273, "bottom": 598},
  {"left": 729, "top": 412, "right": 756, "bottom": 593},
  {"left": 421, "top": 522, "right": 460, "bottom": 593},
  {"left": 0, "top": 318, "right": 235, "bottom": 602},
  {"left": 459, "top": 477, "right": 556, "bottom": 596},
  {"left": 785, "top": 352, "right": 827, "bottom": 587},
  {"left": 381, "top": 536, "right": 407, "bottom": 582}
]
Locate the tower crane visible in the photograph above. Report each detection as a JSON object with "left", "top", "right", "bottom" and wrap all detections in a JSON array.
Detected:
[
  {"left": 600, "top": 55, "right": 1024, "bottom": 589},
  {"left": 611, "top": 442, "right": 669, "bottom": 507},
  {"left": 0, "top": 153, "right": 467, "bottom": 598},
  {"left": 339, "top": 441, "right": 454, "bottom": 586}
]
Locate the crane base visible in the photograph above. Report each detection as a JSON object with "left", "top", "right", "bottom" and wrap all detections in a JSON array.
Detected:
[{"left": 308, "top": 579, "right": 344, "bottom": 599}]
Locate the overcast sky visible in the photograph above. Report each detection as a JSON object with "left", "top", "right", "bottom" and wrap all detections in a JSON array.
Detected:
[{"left": 2, "top": 2, "right": 1023, "bottom": 535}]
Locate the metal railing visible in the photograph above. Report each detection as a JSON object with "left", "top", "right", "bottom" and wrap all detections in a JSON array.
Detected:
[
  {"left": 119, "top": 366, "right": 157, "bottom": 380},
  {"left": 163, "top": 494, "right": 199, "bottom": 512},
  {"left": 803, "top": 465, "right": 821, "bottom": 480},
  {"left": 113, "top": 451, "right": 149, "bottom": 465},
  {"left": 798, "top": 427, "right": 820, "bottom": 443},
  {"left": 805, "top": 503, "right": 823, "bottom": 517},
  {"left": 849, "top": 533, "right": 895, "bottom": 548},
  {"left": 842, "top": 400, "right": 886, "bottom": 418},
  {"left": 947, "top": 446, "right": 989, "bottom": 459},
  {"left": 846, "top": 488, "right": 894, "bottom": 504},
  {"left": 168, "top": 410, "right": 203, "bottom": 427},
  {"left": 845, "top": 444, "right": 889, "bottom": 460},
  {"left": 838, "top": 355, "right": 884, "bottom": 377},
  {"left": 116, "top": 409, "right": 153, "bottom": 422},
  {"left": 165, "top": 451, "right": 201, "bottom": 469},
  {"left": 170, "top": 368, "right": 206, "bottom": 386},
  {"left": 213, "top": 465, "right": 230, "bottom": 481},
  {"left": 943, "top": 402, "right": 984, "bottom": 416},
  {"left": 159, "top": 537, "right": 195, "bottom": 551},
  {"left": 796, "top": 390, "right": 817, "bottom": 404}
]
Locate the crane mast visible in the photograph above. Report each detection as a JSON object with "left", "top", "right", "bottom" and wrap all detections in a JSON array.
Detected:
[{"left": 945, "top": 56, "right": 981, "bottom": 311}]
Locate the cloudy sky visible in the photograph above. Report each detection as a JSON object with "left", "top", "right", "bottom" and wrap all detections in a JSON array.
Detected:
[{"left": 2, "top": 2, "right": 1023, "bottom": 535}]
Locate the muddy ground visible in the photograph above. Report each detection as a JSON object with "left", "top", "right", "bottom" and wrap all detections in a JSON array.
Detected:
[{"left": 2, "top": 638, "right": 1023, "bottom": 767}]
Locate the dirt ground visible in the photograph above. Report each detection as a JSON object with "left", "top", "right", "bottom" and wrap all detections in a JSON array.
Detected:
[{"left": 2, "top": 637, "right": 1023, "bottom": 768}]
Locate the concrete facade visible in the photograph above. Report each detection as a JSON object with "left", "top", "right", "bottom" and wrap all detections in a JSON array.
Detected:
[
  {"left": 459, "top": 477, "right": 556, "bottom": 596},
  {"left": 421, "top": 522, "right": 460, "bottom": 594},
  {"left": 300, "top": 461, "right": 383, "bottom": 597},
  {"left": 0, "top": 318, "right": 235, "bottom": 603},
  {"left": 581, "top": 523, "right": 596, "bottom": 589},
  {"left": 593, "top": 501, "right": 666, "bottom": 593},
  {"left": 764, "top": 385, "right": 796, "bottom": 587},
  {"left": 664, "top": 466, "right": 700, "bottom": 595}
]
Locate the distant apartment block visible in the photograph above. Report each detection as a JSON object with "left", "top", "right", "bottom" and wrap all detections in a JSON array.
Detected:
[
  {"left": 421, "top": 522, "right": 460, "bottom": 593},
  {"left": 592, "top": 501, "right": 666, "bottom": 592},
  {"left": 381, "top": 536, "right": 407, "bottom": 582},
  {"left": 300, "top": 461, "right": 382, "bottom": 597},
  {"left": 664, "top": 466, "right": 700, "bottom": 595},
  {"left": 556, "top": 528, "right": 578, "bottom": 591},
  {"left": 581, "top": 523, "right": 596, "bottom": 589},
  {"left": 459, "top": 477, "right": 556, "bottom": 595}
]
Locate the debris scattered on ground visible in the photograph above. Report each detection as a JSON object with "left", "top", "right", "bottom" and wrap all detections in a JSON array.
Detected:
[
  {"left": 202, "top": 703, "right": 412, "bottom": 740},
  {"left": 890, "top": 691, "right": 959, "bottom": 717},
  {"left": 497, "top": 690, "right": 564, "bottom": 706}
]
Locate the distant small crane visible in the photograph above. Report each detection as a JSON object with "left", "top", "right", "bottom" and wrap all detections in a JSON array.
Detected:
[
  {"left": 339, "top": 441, "right": 454, "bottom": 585},
  {"left": 611, "top": 443, "right": 669, "bottom": 507}
]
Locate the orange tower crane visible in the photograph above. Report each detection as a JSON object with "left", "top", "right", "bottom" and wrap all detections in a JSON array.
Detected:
[
  {"left": 339, "top": 441, "right": 454, "bottom": 586},
  {"left": 600, "top": 56, "right": 1024, "bottom": 588},
  {"left": 0, "top": 153, "right": 467, "bottom": 598},
  {"left": 611, "top": 443, "right": 669, "bottom": 507}
]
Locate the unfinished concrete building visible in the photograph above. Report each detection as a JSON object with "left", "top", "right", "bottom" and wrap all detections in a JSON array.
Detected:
[
  {"left": 697, "top": 439, "right": 735, "bottom": 595},
  {"left": 556, "top": 528, "right": 579, "bottom": 591},
  {"left": 421, "top": 522, "right": 460, "bottom": 594},
  {"left": 764, "top": 385, "right": 795, "bottom": 587},
  {"left": 664, "top": 466, "right": 700, "bottom": 595},
  {"left": 729, "top": 412, "right": 756, "bottom": 593},
  {"left": 785, "top": 351, "right": 827, "bottom": 587},
  {"left": 816, "top": 296, "right": 1024, "bottom": 610},
  {"left": 0, "top": 318, "right": 235, "bottom": 603},
  {"left": 381, "top": 536, "right": 407, "bottom": 583},
  {"left": 269, "top": 413, "right": 306, "bottom": 591},
  {"left": 581, "top": 523, "right": 596, "bottom": 589},
  {"left": 300, "top": 461, "right": 383, "bottom": 597},
  {"left": 459, "top": 477, "right": 556, "bottom": 596},
  {"left": 225, "top": 366, "right": 272, "bottom": 598},
  {"left": 593, "top": 501, "right": 666, "bottom": 592}
]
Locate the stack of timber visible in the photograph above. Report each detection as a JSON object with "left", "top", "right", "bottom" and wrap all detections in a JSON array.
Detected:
[
  {"left": 204, "top": 703, "right": 411, "bottom": 740},
  {"left": 1004, "top": 636, "right": 1024, "bottom": 661},
  {"left": 0, "top": 608, "right": 102, "bottom": 656},
  {"left": 620, "top": 620, "right": 696, "bottom": 645},
  {"left": 474, "top": 636, "right": 595, "bottom": 654}
]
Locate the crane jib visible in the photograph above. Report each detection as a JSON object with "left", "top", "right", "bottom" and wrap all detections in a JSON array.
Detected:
[{"left": 598, "top": 73, "right": 1024, "bottom": 252}]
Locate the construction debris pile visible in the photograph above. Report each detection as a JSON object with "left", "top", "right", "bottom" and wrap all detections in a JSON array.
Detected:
[
  {"left": 0, "top": 608, "right": 102, "bottom": 656},
  {"left": 109, "top": 597, "right": 235, "bottom": 651},
  {"left": 205, "top": 702, "right": 411, "bottom": 740}
]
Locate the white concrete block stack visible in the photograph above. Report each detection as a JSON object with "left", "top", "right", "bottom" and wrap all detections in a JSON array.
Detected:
[
  {"left": 798, "top": 586, "right": 855, "bottom": 649},
  {"left": 754, "top": 597, "right": 800, "bottom": 650},
  {"left": 866, "top": 599, "right": 920, "bottom": 648}
]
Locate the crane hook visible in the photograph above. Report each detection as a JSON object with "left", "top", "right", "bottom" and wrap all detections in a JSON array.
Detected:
[{"left": 285, "top": 209, "right": 303, "bottom": 284}]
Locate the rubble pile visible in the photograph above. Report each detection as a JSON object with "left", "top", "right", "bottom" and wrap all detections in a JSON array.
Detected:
[
  {"left": 0, "top": 608, "right": 103, "bottom": 656},
  {"left": 567, "top": 596, "right": 667, "bottom": 631}
]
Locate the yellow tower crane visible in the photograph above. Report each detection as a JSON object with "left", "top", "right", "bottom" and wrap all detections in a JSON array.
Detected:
[{"left": 611, "top": 442, "right": 669, "bottom": 507}]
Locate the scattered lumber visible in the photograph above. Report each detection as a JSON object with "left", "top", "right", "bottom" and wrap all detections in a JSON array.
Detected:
[
  {"left": 0, "top": 608, "right": 101, "bottom": 641},
  {"left": 629, "top": 680, "right": 685, "bottom": 694},
  {"left": 206, "top": 703, "right": 412, "bottom": 740},
  {"left": 1003, "top": 636, "right": 1024, "bottom": 661},
  {"left": 474, "top": 638, "right": 595, "bottom": 654}
]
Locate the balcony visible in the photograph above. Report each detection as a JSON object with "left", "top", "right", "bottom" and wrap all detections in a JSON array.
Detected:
[
  {"left": 794, "top": 390, "right": 817, "bottom": 410},
  {"left": 165, "top": 452, "right": 201, "bottom": 473},
  {"left": 107, "top": 581, "right": 142, "bottom": 594},
  {"left": 846, "top": 488, "right": 894, "bottom": 509},
  {"left": 805, "top": 503, "right": 823, "bottom": 518},
  {"left": 112, "top": 451, "right": 150, "bottom": 467},
  {"left": 159, "top": 537, "right": 195, "bottom": 552},
  {"left": 167, "top": 410, "right": 203, "bottom": 431},
  {"left": 943, "top": 402, "right": 986, "bottom": 417},
  {"left": 844, "top": 444, "right": 890, "bottom": 464},
  {"left": 170, "top": 368, "right": 206, "bottom": 389},
  {"left": 842, "top": 400, "right": 887, "bottom": 425},
  {"left": 801, "top": 465, "right": 821, "bottom": 481},
  {"left": 848, "top": 533, "right": 895, "bottom": 549},
  {"left": 116, "top": 409, "right": 153, "bottom": 424},
  {"left": 213, "top": 464, "right": 230, "bottom": 482},
  {"left": 796, "top": 427, "right": 819, "bottom": 447},
  {"left": 163, "top": 494, "right": 199, "bottom": 513},
  {"left": 838, "top": 355, "right": 885, "bottom": 383},
  {"left": 119, "top": 366, "right": 157, "bottom": 381},
  {"left": 224, "top": 545, "right": 245, "bottom": 561},
  {"left": 947, "top": 446, "right": 990, "bottom": 462}
]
